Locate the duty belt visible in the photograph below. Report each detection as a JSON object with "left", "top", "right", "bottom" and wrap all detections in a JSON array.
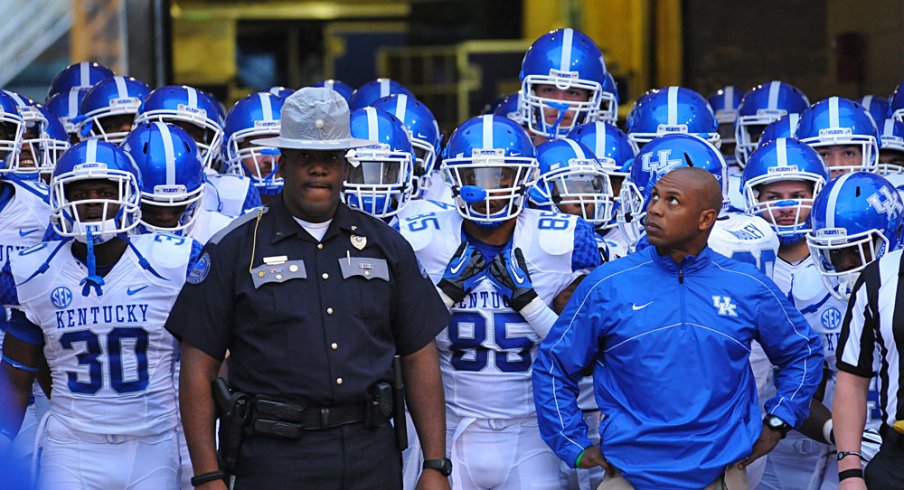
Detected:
[
  {"left": 880, "top": 424, "right": 904, "bottom": 448},
  {"left": 250, "top": 395, "right": 370, "bottom": 439}
]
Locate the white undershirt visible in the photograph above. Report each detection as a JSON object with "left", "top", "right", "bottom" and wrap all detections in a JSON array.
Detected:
[{"left": 293, "top": 217, "right": 332, "bottom": 242}]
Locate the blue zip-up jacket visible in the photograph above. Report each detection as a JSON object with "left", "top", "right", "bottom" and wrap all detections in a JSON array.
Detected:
[{"left": 532, "top": 246, "right": 822, "bottom": 490}]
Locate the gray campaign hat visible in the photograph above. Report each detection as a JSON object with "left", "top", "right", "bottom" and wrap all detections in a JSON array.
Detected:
[{"left": 254, "top": 87, "right": 374, "bottom": 150}]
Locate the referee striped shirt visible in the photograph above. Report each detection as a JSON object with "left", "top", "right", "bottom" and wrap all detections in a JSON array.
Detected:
[{"left": 837, "top": 248, "right": 904, "bottom": 428}]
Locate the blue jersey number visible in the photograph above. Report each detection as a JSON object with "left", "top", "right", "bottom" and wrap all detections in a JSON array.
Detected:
[
  {"left": 59, "top": 328, "right": 150, "bottom": 394},
  {"left": 731, "top": 249, "right": 777, "bottom": 277},
  {"left": 405, "top": 212, "right": 440, "bottom": 232},
  {"left": 538, "top": 211, "right": 570, "bottom": 231},
  {"left": 447, "top": 311, "right": 533, "bottom": 372}
]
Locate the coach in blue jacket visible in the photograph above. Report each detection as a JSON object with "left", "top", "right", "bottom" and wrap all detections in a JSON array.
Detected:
[{"left": 533, "top": 167, "right": 823, "bottom": 490}]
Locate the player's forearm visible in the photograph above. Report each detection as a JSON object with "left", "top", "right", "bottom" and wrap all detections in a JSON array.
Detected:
[
  {"left": 402, "top": 341, "right": 446, "bottom": 460},
  {"left": 798, "top": 398, "right": 832, "bottom": 443},
  {"left": 832, "top": 371, "right": 870, "bottom": 472},
  {"left": 179, "top": 343, "right": 222, "bottom": 475}
]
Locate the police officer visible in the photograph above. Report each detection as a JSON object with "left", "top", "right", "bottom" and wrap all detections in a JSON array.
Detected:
[{"left": 167, "top": 87, "right": 451, "bottom": 489}]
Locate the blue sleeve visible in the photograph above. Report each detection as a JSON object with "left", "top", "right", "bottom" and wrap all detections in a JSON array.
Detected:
[
  {"left": 532, "top": 268, "right": 607, "bottom": 466},
  {"left": 0, "top": 260, "right": 18, "bottom": 307},
  {"left": 571, "top": 218, "right": 602, "bottom": 271},
  {"left": 187, "top": 239, "right": 204, "bottom": 273},
  {"left": 2, "top": 309, "right": 42, "bottom": 346},
  {"left": 241, "top": 181, "right": 262, "bottom": 213},
  {"left": 755, "top": 273, "right": 824, "bottom": 428}
]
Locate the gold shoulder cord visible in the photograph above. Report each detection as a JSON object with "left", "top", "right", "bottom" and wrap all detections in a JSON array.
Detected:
[{"left": 249, "top": 207, "right": 266, "bottom": 273}]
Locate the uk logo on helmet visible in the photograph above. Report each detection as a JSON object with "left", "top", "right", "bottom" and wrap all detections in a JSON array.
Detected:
[
  {"left": 641, "top": 149, "right": 682, "bottom": 174},
  {"left": 867, "top": 187, "right": 904, "bottom": 219}
]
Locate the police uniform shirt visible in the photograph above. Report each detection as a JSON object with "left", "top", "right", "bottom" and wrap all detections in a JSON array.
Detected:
[{"left": 165, "top": 197, "right": 450, "bottom": 406}]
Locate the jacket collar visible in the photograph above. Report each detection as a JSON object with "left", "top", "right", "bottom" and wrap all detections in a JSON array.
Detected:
[
  {"left": 649, "top": 245, "right": 714, "bottom": 275},
  {"left": 270, "top": 195, "right": 360, "bottom": 244}
]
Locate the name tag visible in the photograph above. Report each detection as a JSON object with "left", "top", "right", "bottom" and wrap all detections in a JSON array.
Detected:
[
  {"left": 339, "top": 257, "right": 389, "bottom": 281},
  {"left": 250, "top": 259, "right": 307, "bottom": 289}
]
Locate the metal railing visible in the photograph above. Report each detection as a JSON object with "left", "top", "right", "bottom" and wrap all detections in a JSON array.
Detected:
[{"left": 0, "top": 0, "right": 73, "bottom": 88}]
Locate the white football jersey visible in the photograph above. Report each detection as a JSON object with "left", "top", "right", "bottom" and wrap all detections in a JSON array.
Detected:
[
  {"left": 202, "top": 171, "right": 260, "bottom": 216},
  {"left": 0, "top": 179, "right": 51, "bottom": 264},
  {"left": 709, "top": 212, "right": 779, "bottom": 277},
  {"left": 882, "top": 171, "right": 904, "bottom": 201},
  {"left": 190, "top": 207, "right": 236, "bottom": 245},
  {"left": 8, "top": 233, "right": 193, "bottom": 436},
  {"left": 400, "top": 208, "right": 591, "bottom": 419},
  {"left": 790, "top": 260, "right": 883, "bottom": 428},
  {"left": 601, "top": 227, "right": 631, "bottom": 261},
  {"left": 772, "top": 255, "right": 811, "bottom": 296}
]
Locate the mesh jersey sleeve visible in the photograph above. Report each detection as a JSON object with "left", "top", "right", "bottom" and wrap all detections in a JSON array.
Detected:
[
  {"left": 0, "top": 260, "right": 19, "bottom": 307},
  {"left": 242, "top": 181, "right": 262, "bottom": 213},
  {"left": 2, "top": 309, "right": 42, "bottom": 346},
  {"left": 186, "top": 238, "right": 205, "bottom": 280},
  {"left": 571, "top": 217, "right": 603, "bottom": 271}
]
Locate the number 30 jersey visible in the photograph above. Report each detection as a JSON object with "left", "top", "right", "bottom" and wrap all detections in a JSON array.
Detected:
[
  {"left": 400, "top": 208, "right": 599, "bottom": 419},
  {"left": 3, "top": 233, "right": 194, "bottom": 436}
]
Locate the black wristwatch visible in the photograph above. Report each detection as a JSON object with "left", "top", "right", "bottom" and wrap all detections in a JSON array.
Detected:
[
  {"left": 423, "top": 458, "right": 453, "bottom": 477},
  {"left": 764, "top": 415, "right": 791, "bottom": 439}
]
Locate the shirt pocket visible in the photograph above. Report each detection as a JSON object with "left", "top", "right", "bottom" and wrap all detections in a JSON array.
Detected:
[{"left": 338, "top": 257, "right": 391, "bottom": 319}]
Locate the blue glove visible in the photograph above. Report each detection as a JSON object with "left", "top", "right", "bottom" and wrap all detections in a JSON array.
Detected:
[
  {"left": 438, "top": 242, "right": 487, "bottom": 303},
  {"left": 488, "top": 246, "right": 538, "bottom": 311}
]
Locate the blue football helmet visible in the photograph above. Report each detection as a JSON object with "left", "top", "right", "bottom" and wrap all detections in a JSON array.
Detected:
[
  {"left": 566, "top": 121, "right": 635, "bottom": 177},
  {"left": 223, "top": 92, "right": 284, "bottom": 196},
  {"left": 530, "top": 138, "right": 614, "bottom": 227},
  {"left": 519, "top": 28, "right": 608, "bottom": 139},
  {"left": 599, "top": 72, "right": 619, "bottom": 124},
  {"left": 345, "top": 107, "right": 416, "bottom": 218},
  {"left": 742, "top": 138, "right": 828, "bottom": 244},
  {"left": 47, "top": 61, "right": 114, "bottom": 100},
  {"left": 796, "top": 96, "right": 879, "bottom": 175},
  {"left": 76, "top": 76, "right": 150, "bottom": 144},
  {"left": 491, "top": 92, "right": 524, "bottom": 124},
  {"left": 626, "top": 86, "right": 720, "bottom": 151},
  {"left": 122, "top": 122, "right": 206, "bottom": 235},
  {"left": 348, "top": 79, "right": 413, "bottom": 111},
  {"left": 134, "top": 85, "right": 224, "bottom": 170},
  {"left": 757, "top": 113, "right": 800, "bottom": 149},
  {"left": 268, "top": 86, "right": 295, "bottom": 99},
  {"left": 708, "top": 86, "right": 743, "bottom": 164},
  {"left": 50, "top": 139, "right": 142, "bottom": 243},
  {"left": 0, "top": 91, "right": 24, "bottom": 171},
  {"left": 441, "top": 115, "right": 538, "bottom": 225},
  {"left": 807, "top": 172, "right": 904, "bottom": 299},
  {"left": 887, "top": 82, "right": 904, "bottom": 124},
  {"left": 859, "top": 95, "right": 890, "bottom": 125},
  {"left": 311, "top": 79, "right": 355, "bottom": 103},
  {"left": 618, "top": 133, "right": 728, "bottom": 247},
  {"left": 877, "top": 118, "right": 904, "bottom": 174},
  {"left": 45, "top": 87, "right": 91, "bottom": 140},
  {"left": 735, "top": 81, "right": 810, "bottom": 167},
  {"left": 371, "top": 94, "right": 442, "bottom": 199},
  {"left": 14, "top": 104, "right": 69, "bottom": 178}
]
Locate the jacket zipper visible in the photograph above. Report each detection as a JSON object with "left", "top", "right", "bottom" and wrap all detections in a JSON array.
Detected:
[{"left": 678, "top": 266, "right": 686, "bottom": 327}]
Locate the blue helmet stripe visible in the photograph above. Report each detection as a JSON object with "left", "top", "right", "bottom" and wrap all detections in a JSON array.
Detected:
[{"left": 825, "top": 171, "right": 856, "bottom": 229}]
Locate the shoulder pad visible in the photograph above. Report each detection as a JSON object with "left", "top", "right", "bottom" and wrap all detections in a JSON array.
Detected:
[{"left": 528, "top": 210, "right": 577, "bottom": 256}]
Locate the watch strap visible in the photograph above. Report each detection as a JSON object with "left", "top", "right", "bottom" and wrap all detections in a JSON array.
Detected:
[
  {"left": 423, "top": 458, "right": 452, "bottom": 477},
  {"left": 836, "top": 450, "right": 863, "bottom": 462}
]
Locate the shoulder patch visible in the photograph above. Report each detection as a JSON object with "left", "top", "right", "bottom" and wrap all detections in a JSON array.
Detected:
[{"left": 187, "top": 252, "right": 211, "bottom": 284}]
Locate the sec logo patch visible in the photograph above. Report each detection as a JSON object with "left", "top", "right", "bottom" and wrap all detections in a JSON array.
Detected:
[
  {"left": 821, "top": 307, "right": 842, "bottom": 332},
  {"left": 50, "top": 286, "right": 72, "bottom": 309}
]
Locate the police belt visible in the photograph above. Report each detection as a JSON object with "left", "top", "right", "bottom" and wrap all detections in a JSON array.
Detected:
[
  {"left": 249, "top": 395, "right": 385, "bottom": 439},
  {"left": 880, "top": 424, "right": 904, "bottom": 449}
]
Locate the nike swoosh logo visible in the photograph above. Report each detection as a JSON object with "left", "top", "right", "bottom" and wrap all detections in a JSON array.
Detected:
[
  {"left": 127, "top": 286, "right": 148, "bottom": 296},
  {"left": 632, "top": 301, "right": 653, "bottom": 311},
  {"left": 18, "top": 228, "right": 39, "bottom": 237},
  {"left": 449, "top": 252, "right": 467, "bottom": 274}
]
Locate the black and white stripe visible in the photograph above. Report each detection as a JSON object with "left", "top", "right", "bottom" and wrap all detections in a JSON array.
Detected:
[{"left": 837, "top": 248, "right": 904, "bottom": 427}]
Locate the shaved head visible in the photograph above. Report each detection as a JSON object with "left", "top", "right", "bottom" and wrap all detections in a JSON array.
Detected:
[
  {"left": 644, "top": 166, "right": 722, "bottom": 262},
  {"left": 659, "top": 167, "right": 723, "bottom": 217}
]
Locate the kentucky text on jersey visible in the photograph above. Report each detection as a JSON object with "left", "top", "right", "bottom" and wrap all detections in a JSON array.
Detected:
[
  {"left": 727, "top": 223, "right": 766, "bottom": 241},
  {"left": 55, "top": 303, "right": 150, "bottom": 329}
]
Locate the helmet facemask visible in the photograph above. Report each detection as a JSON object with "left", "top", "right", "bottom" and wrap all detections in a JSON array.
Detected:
[{"left": 343, "top": 144, "right": 414, "bottom": 218}]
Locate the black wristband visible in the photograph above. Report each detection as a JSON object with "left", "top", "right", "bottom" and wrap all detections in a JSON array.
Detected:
[
  {"left": 838, "top": 468, "right": 864, "bottom": 481},
  {"left": 191, "top": 470, "right": 225, "bottom": 486}
]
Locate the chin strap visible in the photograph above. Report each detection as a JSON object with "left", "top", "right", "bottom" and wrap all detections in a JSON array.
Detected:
[
  {"left": 121, "top": 233, "right": 168, "bottom": 282},
  {"left": 79, "top": 229, "right": 105, "bottom": 297}
]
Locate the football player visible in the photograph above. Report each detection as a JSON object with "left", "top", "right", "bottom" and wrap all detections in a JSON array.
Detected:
[
  {"left": 519, "top": 28, "right": 609, "bottom": 144},
  {"left": 0, "top": 140, "right": 201, "bottom": 488},
  {"left": 734, "top": 81, "right": 810, "bottom": 167},
  {"left": 76, "top": 75, "right": 150, "bottom": 144},
  {"left": 399, "top": 115, "right": 600, "bottom": 489},
  {"left": 223, "top": 92, "right": 284, "bottom": 203},
  {"left": 795, "top": 96, "right": 879, "bottom": 179}
]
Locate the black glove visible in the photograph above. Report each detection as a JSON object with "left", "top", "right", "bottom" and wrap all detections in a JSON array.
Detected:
[
  {"left": 437, "top": 242, "right": 487, "bottom": 303},
  {"left": 488, "top": 247, "right": 538, "bottom": 311}
]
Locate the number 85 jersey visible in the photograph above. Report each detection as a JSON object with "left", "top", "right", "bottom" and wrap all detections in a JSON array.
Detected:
[
  {"left": 400, "top": 208, "right": 600, "bottom": 419},
  {"left": 2, "top": 234, "right": 195, "bottom": 436}
]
